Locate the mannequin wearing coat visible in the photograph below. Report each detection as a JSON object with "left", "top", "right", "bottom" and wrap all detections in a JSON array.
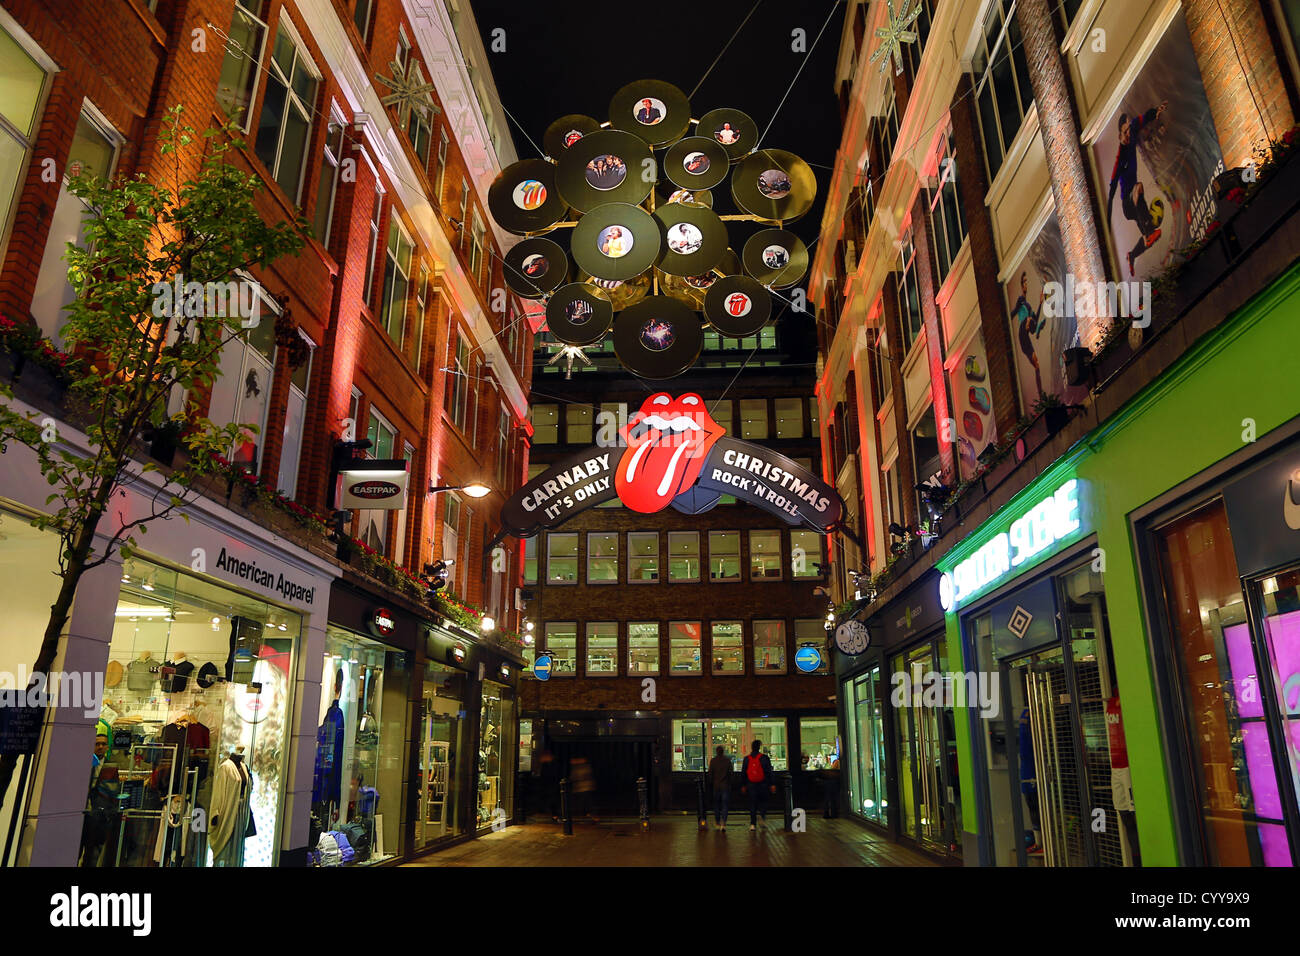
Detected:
[{"left": 210, "top": 749, "right": 253, "bottom": 866}]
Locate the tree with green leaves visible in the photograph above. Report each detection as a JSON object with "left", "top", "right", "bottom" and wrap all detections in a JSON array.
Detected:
[{"left": 0, "top": 107, "right": 304, "bottom": 816}]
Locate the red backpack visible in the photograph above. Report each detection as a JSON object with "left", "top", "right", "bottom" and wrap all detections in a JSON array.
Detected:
[{"left": 746, "top": 753, "right": 765, "bottom": 783}]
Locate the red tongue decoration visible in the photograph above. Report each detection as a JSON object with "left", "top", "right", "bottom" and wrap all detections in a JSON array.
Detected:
[{"left": 616, "top": 392, "right": 725, "bottom": 513}]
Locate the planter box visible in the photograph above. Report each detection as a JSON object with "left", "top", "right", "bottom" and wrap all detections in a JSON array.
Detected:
[
  {"left": 956, "top": 481, "right": 986, "bottom": 517},
  {"left": 1045, "top": 405, "right": 1071, "bottom": 435},
  {"left": 1230, "top": 152, "right": 1300, "bottom": 252},
  {"left": 1174, "top": 231, "right": 1230, "bottom": 315},
  {"left": 981, "top": 454, "right": 1018, "bottom": 493},
  {"left": 1092, "top": 335, "right": 1134, "bottom": 385}
]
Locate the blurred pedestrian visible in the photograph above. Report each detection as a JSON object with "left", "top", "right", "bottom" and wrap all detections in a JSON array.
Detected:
[
  {"left": 571, "top": 755, "right": 597, "bottom": 822},
  {"left": 538, "top": 748, "right": 560, "bottom": 822},
  {"left": 709, "top": 745, "right": 732, "bottom": 830},
  {"left": 740, "top": 740, "right": 775, "bottom": 831}
]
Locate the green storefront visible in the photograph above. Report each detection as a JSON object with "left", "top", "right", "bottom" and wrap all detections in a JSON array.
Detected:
[{"left": 937, "top": 261, "right": 1300, "bottom": 867}]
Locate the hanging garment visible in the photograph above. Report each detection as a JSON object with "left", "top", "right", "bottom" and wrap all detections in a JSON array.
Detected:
[
  {"left": 312, "top": 702, "right": 345, "bottom": 805},
  {"left": 209, "top": 755, "right": 251, "bottom": 859}
]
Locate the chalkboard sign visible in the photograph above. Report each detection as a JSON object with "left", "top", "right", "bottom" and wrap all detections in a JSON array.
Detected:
[{"left": 0, "top": 702, "right": 43, "bottom": 756}]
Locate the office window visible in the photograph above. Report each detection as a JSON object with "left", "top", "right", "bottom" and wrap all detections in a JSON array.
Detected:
[
  {"left": 775, "top": 398, "right": 803, "bottom": 438},
  {"left": 895, "top": 233, "right": 923, "bottom": 352},
  {"left": 928, "top": 128, "right": 966, "bottom": 285},
  {"left": 627, "top": 532, "right": 659, "bottom": 583},
  {"left": 207, "top": 289, "right": 276, "bottom": 467},
  {"left": 470, "top": 211, "right": 486, "bottom": 279},
  {"left": 522, "top": 536, "right": 537, "bottom": 584},
  {"left": 790, "top": 530, "right": 824, "bottom": 579},
  {"left": 739, "top": 399, "right": 768, "bottom": 439},
  {"left": 433, "top": 128, "right": 448, "bottom": 200},
  {"left": 357, "top": 409, "right": 396, "bottom": 554},
  {"left": 586, "top": 622, "right": 618, "bottom": 676},
  {"left": 380, "top": 219, "right": 413, "bottom": 343},
  {"left": 411, "top": 263, "right": 428, "bottom": 368},
  {"left": 363, "top": 191, "right": 382, "bottom": 305},
  {"left": 396, "top": 28, "right": 410, "bottom": 71},
  {"left": 709, "top": 531, "right": 741, "bottom": 581},
  {"left": 587, "top": 532, "right": 618, "bottom": 583},
  {"left": 876, "top": 88, "right": 900, "bottom": 168},
  {"left": 312, "top": 116, "right": 344, "bottom": 247},
  {"left": 544, "top": 622, "right": 577, "bottom": 675},
  {"left": 353, "top": 0, "right": 373, "bottom": 39},
  {"left": 446, "top": 330, "right": 471, "bottom": 433},
  {"left": 795, "top": 619, "right": 831, "bottom": 674},
  {"left": 407, "top": 65, "right": 432, "bottom": 164},
  {"left": 531, "top": 404, "right": 558, "bottom": 443},
  {"left": 546, "top": 533, "right": 578, "bottom": 583},
  {"left": 809, "top": 397, "right": 819, "bottom": 434},
  {"left": 711, "top": 622, "right": 744, "bottom": 675},
  {"left": 669, "top": 622, "right": 702, "bottom": 674},
  {"left": 254, "top": 20, "right": 318, "bottom": 204},
  {"left": 749, "top": 530, "right": 782, "bottom": 579},
  {"left": 628, "top": 622, "right": 659, "bottom": 675},
  {"left": 760, "top": 325, "right": 777, "bottom": 349},
  {"left": 754, "top": 620, "right": 787, "bottom": 674},
  {"left": 565, "top": 404, "right": 593, "bottom": 444},
  {"left": 870, "top": 329, "right": 892, "bottom": 405},
  {"left": 215, "top": 0, "right": 268, "bottom": 130},
  {"left": 667, "top": 532, "right": 699, "bottom": 582},
  {"left": 713, "top": 400, "right": 733, "bottom": 435},
  {"left": 973, "top": 0, "right": 1035, "bottom": 181},
  {"left": 276, "top": 332, "right": 313, "bottom": 497},
  {"left": 495, "top": 408, "right": 511, "bottom": 486}
]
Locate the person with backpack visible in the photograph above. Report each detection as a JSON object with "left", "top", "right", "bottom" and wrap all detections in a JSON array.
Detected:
[{"left": 740, "top": 739, "right": 775, "bottom": 831}]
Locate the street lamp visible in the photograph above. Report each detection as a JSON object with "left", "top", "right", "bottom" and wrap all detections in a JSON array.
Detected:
[
  {"left": 430, "top": 481, "right": 492, "bottom": 498},
  {"left": 481, "top": 616, "right": 496, "bottom": 633}
]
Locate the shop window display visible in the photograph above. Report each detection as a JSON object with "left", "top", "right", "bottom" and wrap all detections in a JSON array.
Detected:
[
  {"left": 309, "top": 628, "right": 409, "bottom": 867},
  {"left": 477, "top": 681, "right": 516, "bottom": 827},
  {"left": 799, "top": 718, "right": 839, "bottom": 769},
  {"left": 844, "top": 669, "right": 888, "bottom": 824},
  {"left": 417, "top": 662, "right": 467, "bottom": 848},
  {"left": 81, "top": 559, "right": 297, "bottom": 868},
  {"left": 671, "top": 718, "right": 788, "bottom": 771}
]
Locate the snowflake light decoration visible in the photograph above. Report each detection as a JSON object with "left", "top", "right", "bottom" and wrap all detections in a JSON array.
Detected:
[
  {"left": 545, "top": 342, "right": 593, "bottom": 380},
  {"left": 870, "top": 0, "right": 922, "bottom": 77},
  {"left": 374, "top": 59, "right": 439, "bottom": 131}
]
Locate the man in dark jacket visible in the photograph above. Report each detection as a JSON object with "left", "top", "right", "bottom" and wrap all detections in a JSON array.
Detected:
[
  {"left": 740, "top": 740, "right": 776, "bottom": 831},
  {"left": 708, "top": 746, "right": 732, "bottom": 830}
]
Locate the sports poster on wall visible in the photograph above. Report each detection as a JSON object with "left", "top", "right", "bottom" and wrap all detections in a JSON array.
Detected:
[{"left": 1091, "top": 14, "right": 1225, "bottom": 281}]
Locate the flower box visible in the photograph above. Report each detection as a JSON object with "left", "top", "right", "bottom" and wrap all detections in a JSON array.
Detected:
[{"left": 1230, "top": 150, "right": 1300, "bottom": 252}]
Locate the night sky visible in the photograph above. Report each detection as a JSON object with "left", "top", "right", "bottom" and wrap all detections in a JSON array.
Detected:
[{"left": 468, "top": 0, "right": 846, "bottom": 365}]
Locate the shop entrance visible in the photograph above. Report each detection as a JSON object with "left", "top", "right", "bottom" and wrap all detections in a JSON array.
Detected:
[
  {"left": 552, "top": 739, "right": 655, "bottom": 816},
  {"left": 891, "top": 637, "right": 962, "bottom": 856}
]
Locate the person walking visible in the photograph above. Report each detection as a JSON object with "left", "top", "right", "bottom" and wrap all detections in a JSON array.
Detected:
[
  {"left": 740, "top": 740, "right": 775, "bottom": 831},
  {"left": 708, "top": 745, "right": 732, "bottom": 831},
  {"left": 570, "top": 755, "right": 597, "bottom": 823}
]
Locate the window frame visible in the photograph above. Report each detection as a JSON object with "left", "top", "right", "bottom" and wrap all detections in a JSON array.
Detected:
[
  {"left": 754, "top": 619, "right": 788, "bottom": 675},
  {"left": 627, "top": 531, "right": 660, "bottom": 584},
  {"left": 627, "top": 621, "right": 660, "bottom": 676},
  {"left": 585, "top": 531, "right": 619, "bottom": 585},
  {"left": 668, "top": 621, "right": 703, "bottom": 676},
  {"left": 708, "top": 530, "right": 742, "bottom": 582},
  {"left": 584, "top": 622, "right": 619, "bottom": 677},
  {"left": 253, "top": 14, "right": 320, "bottom": 205},
  {"left": 749, "top": 529, "right": 783, "bottom": 581},
  {"left": 545, "top": 532, "right": 579, "bottom": 585},
  {"left": 710, "top": 620, "right": 745, "bottom": 676},
  {"left": 379, "top": 216, "right": 414, "bottom": 345},
  {"left": 543, "top": 622, "right": 578, "bottom": 676},
  {"left": 667, "top": 531, "right": 700, "bottom": 583}
]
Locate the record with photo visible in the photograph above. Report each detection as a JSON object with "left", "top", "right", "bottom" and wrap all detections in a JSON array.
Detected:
[
  {"left": 655, "top": 249, "right": 738, "bottom": 309},
  {"left": 545, "top": 283, "right": 614, "bottom": 346},
  {"left": 544, "top": 114, "right": 601, "bottom": 158},
  {"left": 571, "top": 202, "right": 661, "bottom": 281},
  {"left": 732, "top": 149, "right": 816, "bottom": 223},
  {"left": 488, "top": 159, "right": 566, "bottom": 235},
  {"left": 503, "top": 237, "right": 567, "bottom": 298},
  {"left": 696, "top": 108, "right": 757, "bottom": 162},
  {"left": 704, "top": 274, "right": 771, "bottom": 337},
  {"left": 608, "top": 80, "right": 691, "bottom": 146},
  {"left": 742, "top": 228, "right": 808, "bottom": 288},
  {"left": 653, "top": 203, "right": 726, "bottom": 277},
  {"left": 664, "top": 136, "right": 729, "bottom": 190},
  {"left": 555, "top": 128, "right": 654, "bottom": 213},
  {"left": 612, "top": 296, "right": 703, "bottom": 379}
]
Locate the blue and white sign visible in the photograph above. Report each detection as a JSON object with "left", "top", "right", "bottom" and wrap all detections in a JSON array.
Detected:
[
  {"left": 532, "top": 654, "right": 553, "bottom": 681},
  {"left": 794, "top": 646, "right": 823, "bottom": 673}
]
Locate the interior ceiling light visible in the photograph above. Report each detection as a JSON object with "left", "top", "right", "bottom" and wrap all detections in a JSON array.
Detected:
[{"left": 487, "top": 80, "right": 816, "bottom": 381}]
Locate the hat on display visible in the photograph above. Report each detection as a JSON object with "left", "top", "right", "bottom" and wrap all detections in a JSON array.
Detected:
[
  {"left": 104, "top": 659, "right": 123, "bottom": 688},
  {"left": 196, "top": 661, "right": 220, "bottom": 688}
]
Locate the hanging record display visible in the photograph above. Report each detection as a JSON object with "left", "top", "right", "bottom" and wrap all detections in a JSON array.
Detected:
[
  {"left": 657, "top": 248, "right": 739, "bottom": 308},
  {"left": 653, "top": 203, "right": 727, "bottom": 277},
  {"left": 696, "top": 107, "right": 758, "bottom": 162},
  {"left": 503, "top": 237, "right": 567, "bottom": 298},
  {"left": 488, "top": 159, "right": 566, "bottom": 236},
  {"left": 742, "top": 228, "right": 808, "bottom": 288},
  {"left": 581, "top": 271, "right": 651, "bottom": 311},
  {"left": 704, "top": 274, "right": 772, "bottom": 337},
  {"left": 663, "top": 136, "right": 729, "bottom": 191},
  {"left": 571, "top": 202, "right": 661, "bottom": 282},
  {"left": 731, "top": 149, "right": 816, "bottom": 223},
  {"left": 608, "top": 79, "right": 691, "bottom": 147},
  {"left": 612, "top": 296, "right": 703, "bottom": 379},
  {"left": 555, "top": 128, "right": 654, "bottom": 214},
  {"left": 659, "top": 184, "right": 712, "bottom": 208},
  {"left": 544, "top": 114, "right": 601, "bottom": 159},
  {"left": 545, "top": 283, "right": 613, "bottom": 346}
]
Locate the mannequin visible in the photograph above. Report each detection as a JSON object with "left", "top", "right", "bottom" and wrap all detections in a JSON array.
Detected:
[
  {"left": 126, "top": 651, "right": 161, "bottom": 693},
  {"left": 313, "top": 669, "right": 346, "bottom": 822},
  {"left": 210, "top": 746, "right": 253, "bottom": 866}
]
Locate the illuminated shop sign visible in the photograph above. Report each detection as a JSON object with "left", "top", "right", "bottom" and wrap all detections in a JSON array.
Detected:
[{"left": 940, "top": 479, "right": 1082, "bottom": 611}]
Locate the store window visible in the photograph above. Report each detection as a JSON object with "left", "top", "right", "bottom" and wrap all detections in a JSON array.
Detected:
[
  {"left": 790, "top": 530, "right": 824, "bottom": 580},
  {"left": 709, "top": 531, "right": 741, "bottom": 581},
  {"left": 566, "top": 404, "right": 593, "bottom": 444},
  {"left": 586, "top": 622, "right": 618, "bottom": 676},
  {"left": 739, "top": 399, "right": 768, "bottom": 440},
  {"left": 754, "top": 620, "right": 787, "bottom": 674},
  {"left": 669, "top": 621, "right": 702, "bottom": 674},
  {"left": 668, "top": 532, "right": 699, "bottom": 582},
  {"left": 82, "top": 558, "right": 298, "bottom": 867},
  {"left": 775, "top": 398, "right": 804, "bottom": 438},
  {"left": 518, "top": 719, "right": 533, "bottom": 773},
  {"left": 800, "top": 718, "right": 839, "bottom": 770},
  {"left": 711, "top": 622, "right": 744, "bottom": 675},
  {"left": 972, "top": 0, "right": 1035, "bottom": 181},
  {"left": 253, "top": 18, "right": 318, "bottom": 204},
  {"left": 545, "top": 622, "right": 578, "bottom": 675},
  {"left": 749, "top": 530, "right": 782, "bottom": 580},
  {"left": 215, "top": 0, "right": 268, "bottom": 130},
  {"left": 627, "top": 532, "right": 659, "bottom": 582},
  {"left": 844, "top": 668, "right": 888, "bottom": 824},
  {"left": 671, "top": 719, "right": 789, "bottom": 771},
  {"left": 795, "top": 619, "right": 831, "bottom": 674},
  {"left": 628, "top": 622, "right": 659, "bottom": 675},
  {"left": 546, "top": 533, "right": 578, "bottom": 583},
  {"left": 531, "top": 404, "right": 558, "bottom": 443},
  {"left": 477, "top": 681, "right": 516, "bottom": 828},
  {"left": 586, "top": 532, "right": 618, "bottom": 583},
  {"left": 311, "top": 627, "right": 410, "bottom": 866},
  {"left": 417, "top": 661, "right": 467, "bottom": 847}
]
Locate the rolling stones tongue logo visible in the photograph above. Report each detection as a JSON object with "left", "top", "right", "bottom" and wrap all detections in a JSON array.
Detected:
[{"left": 616, "top": 393, "right": 725, "bottom": 513}]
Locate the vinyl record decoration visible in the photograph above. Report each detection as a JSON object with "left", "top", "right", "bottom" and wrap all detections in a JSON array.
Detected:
[
  {"left": 743, "top": 228, "right": 809, "bottom": 289},
  {"left": 504, "top": 237, "right": 567, "bottom": 298},
  {"left": 545, "top": 283, "right": 614, "bottom": 346},
  {"left": 483, "top": 84, "right": 817, "bottom": 380},
  {"left": 613, "top": 296, "right": 704, "bottom": 380},
  {"left": 488, "top": 159, "right": 566, "bottom": 236}
]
